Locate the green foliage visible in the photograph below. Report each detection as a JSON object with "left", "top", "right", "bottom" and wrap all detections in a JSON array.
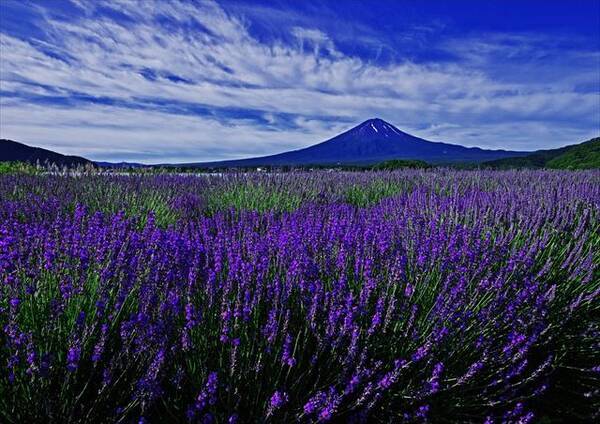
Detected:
[
  {"left": 344, "top": 180, "right": 406, "bottom": 207},
  {"left": 484, "top": 137, "right": 600, "bottom": 169},
  {"left": 206, "top": 184, "right": 303, "bottom": 214},
  {"left": 547, "top": 138, "right": 600, "bottom": 169},
  {"left": 372, "top": 159, "right": 430, "bottom": 170},
  {"left": 98, "top": 189, "right": 177, "bottom": 227},
  {"left": 0, "top": 161, "right": 41, "bottom": 175}
]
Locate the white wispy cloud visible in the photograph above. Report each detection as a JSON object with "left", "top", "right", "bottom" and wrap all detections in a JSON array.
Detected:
[
  {"left": 0, "top": 99, "right": 351, "bottom": 163},
  {"left": 0, "top": 0, "right": 598, "bottom": 162}
]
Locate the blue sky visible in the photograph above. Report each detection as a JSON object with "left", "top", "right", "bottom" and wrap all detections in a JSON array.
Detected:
[{"left": 1, "top": 0, "right": 599, "bottom": 163}]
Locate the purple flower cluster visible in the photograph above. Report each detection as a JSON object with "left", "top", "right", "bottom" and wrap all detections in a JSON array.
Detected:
[{"left": 0, "top": 170, "right": 598, "bottom": 422}]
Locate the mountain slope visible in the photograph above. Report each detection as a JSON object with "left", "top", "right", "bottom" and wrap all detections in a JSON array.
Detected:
[
  {"left": 1, "top": 139, "right": 92, "bottom": 167},
  {"left": 484, "top": 137, "right": 599, "bottom": 169},
  {"left": 546, "top": 138, "right": 600, "bottom": 169},
  {"left": 187, "top": 119, "right": 528, "bottom": 167}
]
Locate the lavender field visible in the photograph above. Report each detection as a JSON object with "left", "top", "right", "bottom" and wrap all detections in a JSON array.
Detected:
[{"left": 1, "top": 170, "right": 598, "bottom": 423}]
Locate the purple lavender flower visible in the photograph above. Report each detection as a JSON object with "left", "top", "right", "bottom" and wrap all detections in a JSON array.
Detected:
[
  {"left": 415, "top": 405, "right": 429, "bottom": 419},
  {"left": 195, "top": 372, "right": 219, "bottom": 412},
  {"left": 281, "top": 333, "right": 296, "bottom": 367},
  {"left": 267, "top": 390, "right": 288, "bottom": 416},
  {"left": 66, "top": 345, "right": 81, "bottom": 372},
  {"left": 2, "top": 170, "right": 598, "bottom": 421},
  {"left": 76, "top": 311, "right": 86, "bottom": 327},
  {"left": 303, "top": 391, "right": 326, "bottom": 415},
  {"left": 427, "top": 362, "right": 444, "bottom": 394}
]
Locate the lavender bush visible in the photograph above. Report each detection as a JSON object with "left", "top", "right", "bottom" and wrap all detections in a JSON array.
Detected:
[{"left": 1, "top": 170, "right": 598, "bottom": 422}]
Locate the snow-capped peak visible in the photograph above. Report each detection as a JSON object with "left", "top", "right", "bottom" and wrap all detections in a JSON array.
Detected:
[{"left": 354, "top": 118, "right": 406, "bottom": 138}]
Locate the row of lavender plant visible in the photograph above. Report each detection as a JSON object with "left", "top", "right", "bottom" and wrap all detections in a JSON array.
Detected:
[
  {"left": 2, "top": 169, "right": 597, "bottom": 218},
  {"left": 1, "top": 170, "right": 598, "bottom": 422}
]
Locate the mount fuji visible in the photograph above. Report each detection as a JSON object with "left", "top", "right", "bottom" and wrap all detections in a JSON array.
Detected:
[{"left": 188, "top": 118, "right": 528, "bottom": 167}]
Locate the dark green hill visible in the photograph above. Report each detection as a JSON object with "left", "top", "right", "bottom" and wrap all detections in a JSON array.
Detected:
[
  {"left": 484, "top": 137, "right": 599, "bottom": 169},
  {"left": 546, "top": 138, "right": 600, "bottom": 169},
  {"left": 373, "top": 159, "right": 431, "bottom": 169}
]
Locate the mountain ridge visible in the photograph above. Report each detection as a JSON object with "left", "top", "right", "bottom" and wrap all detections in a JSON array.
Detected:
[{"left": 0, "top": 139, "right": 92, "bottom": 167}]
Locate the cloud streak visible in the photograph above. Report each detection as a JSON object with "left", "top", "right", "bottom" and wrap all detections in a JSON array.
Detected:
[{"left": 0, "top": 0, "right": 598, "bottom": 162}]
